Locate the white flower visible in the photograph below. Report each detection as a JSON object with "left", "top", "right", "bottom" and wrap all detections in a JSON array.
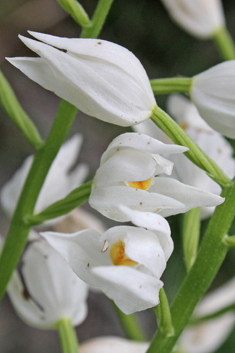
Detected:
[
  {"left": 80, "top": 336, "right": 149, "bottom": 353},
  {"left": 1, "top": 134, "right": 88, "bottom": 221},
  {"left": 179, "top": 278, "right": 235, "bottom": 353},
  {"left": 161, "top": 0, "right": 225, "bottom": 39},
  {"left": 41, "top": 208, "right": 173, "bottom": 314},
  {"left": 89, "top": 132, "right": 224, "bottom": 222},
  {"left": 166, "top": 95, "right": 235, "bottom": 218},
  {"left": 190, "top": 61, "right": 235, "bottom": 138},
  {"left": 7, "top": 236, "right": 88, "bottom": 329},
  {"left": 7, "top": 31, "right": 156, "bottom": 127}
]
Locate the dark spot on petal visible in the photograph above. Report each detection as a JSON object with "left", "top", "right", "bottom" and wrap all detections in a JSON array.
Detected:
[
  {"left": 97, "top": 41, "right": 102, "bottom": 45},
  {"left": 22, "top": 287, "right": 31, "bottom": 300},
  {"left": 87, "top": 263, "right": 90, "bottom": 268},
  {"left": 139, "top": 285, "right": 142, "bottom": 289},
  {"left": 140, "top": 202, "right": 142, "bottom": 205}
]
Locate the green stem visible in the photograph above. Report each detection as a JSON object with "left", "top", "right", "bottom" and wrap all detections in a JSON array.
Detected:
[
  {"left": 182, "top": 208, "right": 201, "bottom": 272},
  {"left": 151, "top": 105, "right": 231, "bottom": 187},
  {"left": 150, "top": 77, "right": 192, "bottom": 95},
  {"left": 146, "top": 180, "right": 235, "bottom": 353},
  {"left": 0, "top": 100, "right": 77, "bottom": 301},
  {"left": 81, "top": 0, "right": 114, "bottom": 38},
  {"left": 212, "top": 26, "right": 235, "bottom": 61},
  {"left": 190, "top": 302, "right": 235, "bottom": 326},
  {"left": 113, "top": 303, "right": 146, "bottom": 341},
  {"left": 57, "top": 318, "right": 79, "bottom": 353},
  {"left": 154, "top": 288, "right": 174, "bottom": 337},
  {"left": 0, "top": 70, "right": 44, "bottom": 150}
]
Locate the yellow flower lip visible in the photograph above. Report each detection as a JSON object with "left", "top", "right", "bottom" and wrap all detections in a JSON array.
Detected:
[
  {"left": 110, "top": 240, "right": 138, "bottom": 267},
  {"left": 127, "top": 177, "right": 152, "bottom": 190}
]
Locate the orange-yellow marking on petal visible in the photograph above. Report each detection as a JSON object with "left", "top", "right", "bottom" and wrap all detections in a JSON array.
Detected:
[
  {"left": 110, "top": 240, "right": 138, "bottom": 267},
  {"left": 179, "top": 122, "right": 188, "bottom": 130},
  {"left": 128, "top": 177, "right": 152, "bottom": 190}
]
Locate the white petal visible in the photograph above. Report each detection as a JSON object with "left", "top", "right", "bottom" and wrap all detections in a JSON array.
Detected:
[
  {"left": 91, "top": 265, "right": 163, "bottom": 314},
  {"left": 1, "top": 156, "right": 32, "bottom": 216},
  {"left": 151, "top": 177, "right": 224, "bottom": 217},
  {"left": 101, "top": 133, "right": 188, "bottom": 164},
  {"left": 9, "top": 34, "right": 156, "bottom": 126},
  {"left": 80, "top": 336, "right": 149, "bottom": 353},
  {"left": 124, "top": 228, "right": 167, "bottom": 278},
  {"left": 28, "top": 31, "right": 154, "bottom": 101},
  {"left": 167, "top": 94, "right": 213, "bottom": 132},
  {"left": 7, "top": 271, "right": 49, "bottom": 329},
  {"left": 118, "top": 206, "right": 173, "bottom": 261},
  {"left": 89, "top": 185, "right": 184, "bottom": 221},
  {"left": 191, "top": 61, "right": 235, "bottom": 138},
  {"left": 22, "top": 240, "right": 88, "bottom": 327},
  {"left": 133, "top": 119, "right": 172, "bottom": 143},
  {"left": 101, "top": 225, "right": 167, "bottom": 278},
  {"left": 41, "top": 229, "right": 111, "bottom": 287},
  {"left": 161, "top": 0, "right": 225, "bottom": 39},
  {"left": 95, "top": 149, "right": 157, "bottom": 187}
]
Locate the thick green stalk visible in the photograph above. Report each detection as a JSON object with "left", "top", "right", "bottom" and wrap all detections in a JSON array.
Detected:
[
  {"left": 146, "top": 181, "right": 235, "bottom": 353},
  {"left": 150, "top": 77, "right": 192, "bottom": 95},
  {"left": 0, "top": 100, "right": 77, "bottom": 301},
  {"left": 81, "top": 0, "right": 114, "bottom": 38},
  {"left": 0, "top": 70, "right": 44, "bottom": 150},
  {"left": 154, "top": 288, "right": 174, "bottom": 337},
  {"left": 113, "top": 304, "right": 146, "bottom": 341},
  {"left": 151, "top": 105, "right": 231, "bottom": 187},
  {"left": 182, "top": 208, "right": 201, "bottom": 272},
  {"left": 212, "top": 26, "right": 235, "bottom": 61},
  {"left": 57, "top": 318, "right": 79, "bottom": 353}
]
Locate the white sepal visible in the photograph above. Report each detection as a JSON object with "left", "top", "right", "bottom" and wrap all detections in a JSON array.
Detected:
[
  {"left": 161, "top": 0, "right": 225, "bottom": 39},
  {"left": 7, "top": 32, "right": 156, "bottom": 127},
  {"left": 7, "top": 239, "right": 88, "bottom": 329}
]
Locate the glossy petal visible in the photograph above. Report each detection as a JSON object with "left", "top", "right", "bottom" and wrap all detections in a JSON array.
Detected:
[{"left": 7, "top": 33, "right": 156, "bottom": 127}]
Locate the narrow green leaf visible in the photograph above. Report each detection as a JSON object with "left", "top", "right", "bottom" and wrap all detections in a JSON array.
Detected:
[
  {"left": 183, "top": 208, "right": 201, "bottom": 272},
  {"left": 28, "top": 180, "right": 92, "bottom": 225},
  {"left": 56, "top": 0, "right": 91, "bottom": 27},
  {"left": 154, "top": 288, "right": 174, "bottom": 338},
  {"left": 0, "top": 70, "right": 44, "bottom": 150}
]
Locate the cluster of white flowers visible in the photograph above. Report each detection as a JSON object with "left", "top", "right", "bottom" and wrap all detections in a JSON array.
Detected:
[{"left": 2, "top": 2, "right": 235, "bottom": 350}]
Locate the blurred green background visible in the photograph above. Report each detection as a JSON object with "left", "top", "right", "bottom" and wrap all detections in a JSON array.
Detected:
[{"left": 1, "top": 0, "right": 235, "bottom": 352}]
